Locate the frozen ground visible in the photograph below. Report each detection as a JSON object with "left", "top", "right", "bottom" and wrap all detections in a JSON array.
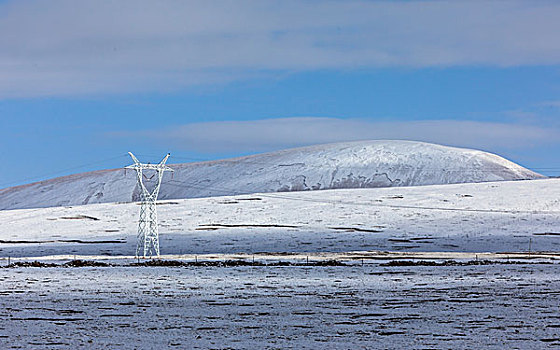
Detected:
[
  {"left": 2, "top": 179, "right": 560, "bottom": 349},
  {"left": 1, "top": 263, "right": 559, "bottom": 349},
  {"left": 1, "top": 179, "right": 559, "bottom": 257}
]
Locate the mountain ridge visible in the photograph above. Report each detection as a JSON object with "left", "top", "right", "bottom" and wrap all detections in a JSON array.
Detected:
[{"left": 0, "top": 140, "right": 544, "bottom": 210}]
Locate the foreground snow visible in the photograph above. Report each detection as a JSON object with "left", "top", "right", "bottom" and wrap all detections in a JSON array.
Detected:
[
  {"left": 0, "top": 140, "right": 543, "bottom": 210},
  {"left": 1, "top": 264, "right": 559, "bottom": 349},
  {"left": 1, "top": 179, "right": 559, "bottom": 258}
]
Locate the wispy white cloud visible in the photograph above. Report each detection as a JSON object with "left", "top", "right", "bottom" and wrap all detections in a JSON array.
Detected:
[
  {"left": 2, "top": 0, "right": 560, "bottom": 97},
  {"left": 502, "top": 100, "right": 560, "bottom": 126},
  {"left": 116, "top": 117, "right": 559, "bottom": 154},
  {"left": 539, "top": 101, "right": 560, "bottom": 109}
]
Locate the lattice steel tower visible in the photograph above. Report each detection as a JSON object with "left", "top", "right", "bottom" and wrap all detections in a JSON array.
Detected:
[{"left": 125, "top": 152, "right": 173, "bottom": 257}]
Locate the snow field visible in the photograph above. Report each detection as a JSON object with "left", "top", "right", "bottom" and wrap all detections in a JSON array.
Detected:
[{"left": 1, "top": 179, "right": 559, "bottom": 258}]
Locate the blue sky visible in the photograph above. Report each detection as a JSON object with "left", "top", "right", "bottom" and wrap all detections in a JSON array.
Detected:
[{"left": 1, "top": 0, "right": 560, "bottom": 187}]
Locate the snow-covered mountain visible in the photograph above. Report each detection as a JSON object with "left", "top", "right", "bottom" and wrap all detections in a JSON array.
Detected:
[{"left": 0, "top": 140, "right": 544, "bottom": 210}]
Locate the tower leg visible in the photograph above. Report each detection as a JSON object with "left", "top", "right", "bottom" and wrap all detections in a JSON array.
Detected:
[
  {"left": 137, "top": 201, "right": 148, "bottom": 257},
  {"left": 145, "top": 201, "right": 159, "bottom": 257}
]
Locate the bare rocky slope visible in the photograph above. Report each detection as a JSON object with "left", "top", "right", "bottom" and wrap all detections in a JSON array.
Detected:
[{"left": 0, "top": 140, "right": 544, "bottom": 210}]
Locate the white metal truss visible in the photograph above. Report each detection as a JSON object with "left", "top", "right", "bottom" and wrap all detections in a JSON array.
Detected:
[{"left": 125, "top": 152, "right": 173, "bottom": 258}]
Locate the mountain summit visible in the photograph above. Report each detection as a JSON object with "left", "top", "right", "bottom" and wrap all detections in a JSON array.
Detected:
[{"left": 0, "top": 140, "right": 544, "bottom": 210}]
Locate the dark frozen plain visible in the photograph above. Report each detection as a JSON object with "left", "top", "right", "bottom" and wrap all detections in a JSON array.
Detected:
[{"left": 1, "top": 262, "right": 559, "bottom": 349}]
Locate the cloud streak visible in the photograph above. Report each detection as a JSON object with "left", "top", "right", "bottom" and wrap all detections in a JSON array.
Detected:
[
  {"left": 2, "top": 0, "right": 560, "bottom": 97},
  {"left": 118, "top": 117, "right": 558, "bottom": 154}
]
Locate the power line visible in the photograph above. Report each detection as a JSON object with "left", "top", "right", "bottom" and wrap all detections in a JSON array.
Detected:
[
  {"left": 131, "top": 152, "right": 560, "bottom": 173},
  {"left": 3, "top": 151, "right": 560, "bottom": 218},
  {"left": 162, "top": 179, "right": 560, "bottom": 215},
  {"left": 4, "top": 171, "right": 557, "bottom": 225},
  {"left": 3, "top": 151, "right": 559, "bottom": 192},
  {"left": 0, "top": 154, "right": 130, "bottom": 189}
]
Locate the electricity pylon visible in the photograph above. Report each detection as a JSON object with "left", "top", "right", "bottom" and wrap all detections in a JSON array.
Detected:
[{"left": 125, "top": 152, "right": 173, "bottom": 258}]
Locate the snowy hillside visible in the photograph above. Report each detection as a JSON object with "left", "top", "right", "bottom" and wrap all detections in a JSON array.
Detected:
[
  {"left": 1, "top": 179, "right": 559, "bottom": 258},
  {"left": 0, "top": 140, "right": 544, "bottom": 210}
]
